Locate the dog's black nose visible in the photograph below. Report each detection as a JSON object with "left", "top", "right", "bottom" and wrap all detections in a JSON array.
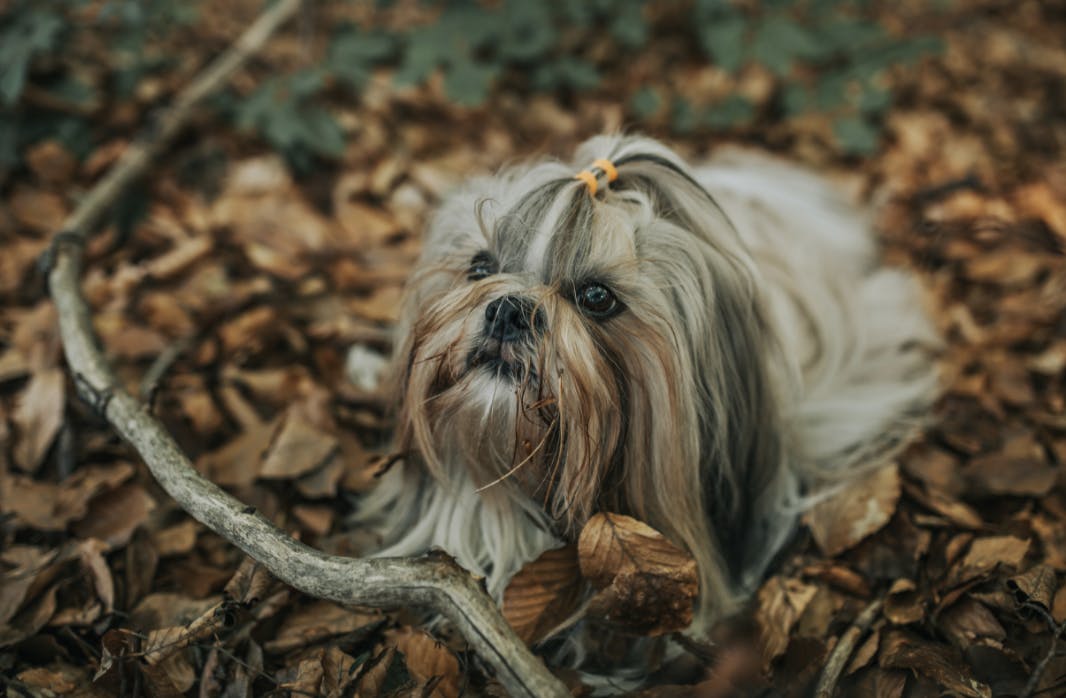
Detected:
[{"left": 485, "top": 295, "right": 543, "bottom": 342}]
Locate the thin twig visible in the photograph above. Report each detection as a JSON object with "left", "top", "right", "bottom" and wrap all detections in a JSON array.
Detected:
[
  {"left": 813, "top": 597, "right": 884, "bottom": 698},
  {"left": 42, "top": 1, "right": 567, "bottom": 696},
  {"left": 1020, "top": 619, "right": 1066, "bottom": 698}
]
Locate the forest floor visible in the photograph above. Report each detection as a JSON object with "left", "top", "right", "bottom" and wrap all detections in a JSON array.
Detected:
[{"left": 3, "top": 1, "right": 1066, "bottom": 696}]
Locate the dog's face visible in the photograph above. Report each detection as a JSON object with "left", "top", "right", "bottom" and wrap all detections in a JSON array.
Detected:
[{"left": 393, "top": 136, "right": 786, "bottom": 614}]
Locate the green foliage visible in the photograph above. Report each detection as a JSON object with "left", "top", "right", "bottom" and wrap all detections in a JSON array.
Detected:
[
  {"left": 0, "top": 0, "right": 199, "bottom": 170},
  {"left": 693, "top": 0, "right": 942, "bottom": 154},
  {"left": 231, "top": 68, "right": 346, "bottom": 171},
  {"left": 0, "top": 5, "right": 64, "bottom": 106},
  {"left": 0, "top": 0, "right": 946, "bottom": 173}
]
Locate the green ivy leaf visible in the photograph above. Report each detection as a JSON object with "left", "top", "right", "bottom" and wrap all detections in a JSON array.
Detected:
[
  {"left": 443, "top": 58, "right": 500, "bottom": 106},
  {"left": 671, "top": 98, "right": 697, "bottom": 134},
  {"left": 751, "top": 14, "right": 823, "bottom": 76},
  {"left": 609, "top": 2, "right": 648, "bottom": 48},
  {"left": 699, "top": 16, "right": 748, "bottom": 73},
  {"left": 0, "top": 9, "right": 64, "bottom": 105},
  {"left": 329, "top": 28, "right": 395, "bottom": 90},
  {"left": 499, "top": 2, "right": 556, "bottom": 62},
  {"left": 629, "top": 87, "right": 661, "bottom": 119},
  {"left": 833, "top": 115, "right": 880, "bottom": 156},
  {"left": 532, "top": 58, "right": 599, "bottom": 91},
  {"left": 704, "top": 95, "right": 754, "bottom": 128},
  {"left": 782, "top": 84, "right": 812, "bottom": 116}
]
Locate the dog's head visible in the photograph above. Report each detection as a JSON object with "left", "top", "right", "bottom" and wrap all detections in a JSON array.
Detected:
[{"left": 392, "top": 135, "right": 788, "bottom": 619}]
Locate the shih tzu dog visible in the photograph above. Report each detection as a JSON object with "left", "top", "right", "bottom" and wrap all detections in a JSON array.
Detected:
[{"left": 357, "top": 135, "right": 938, "bottom": 658}]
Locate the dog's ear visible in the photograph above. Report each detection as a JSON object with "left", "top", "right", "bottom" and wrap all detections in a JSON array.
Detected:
[{"left": 605, "top": 144, "right": 792, "bottom": 583}]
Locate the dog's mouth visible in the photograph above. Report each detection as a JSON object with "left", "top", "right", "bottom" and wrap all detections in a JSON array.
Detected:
[{"left": 467, "top": 341, "right": 536, "bottom": 383}]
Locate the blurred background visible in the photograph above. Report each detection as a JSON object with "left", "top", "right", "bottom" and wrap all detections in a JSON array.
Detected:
[{"left": 3, "top": 1, "right": 1066, "bottom": 696}]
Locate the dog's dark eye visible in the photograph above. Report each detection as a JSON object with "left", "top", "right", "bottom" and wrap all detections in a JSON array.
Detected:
[
  {"left": 467, "top": 252, "right": 496, "bottom": 281},
  {"left": 576, "top": 282, "right": 620, "bottom": 318}
]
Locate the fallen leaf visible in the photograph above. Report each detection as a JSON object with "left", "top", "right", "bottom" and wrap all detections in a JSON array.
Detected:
[
  {"left": 577, "top": 513, "right": 699, "bottom": 635},
  {"left": 1006, "top": 564, "right": 1056, "bottom": 610},
  {"left": 1, "top": 462, "right": 134, "bottom": 530},
  {"left": 805, "top": 465, "right": 901, "bottom": 556},
  {"left": 292, "top": 504, "right": 334, "bottom": 536},
  {"left": 264, "top": 601, "right": 380, "bottom": 654},
  {"left": 152, "top": 519, "right": 201, "bottom": 557},
  {"left": 388, "top": 628, "right": 462, "bottom": 698},
  {"left": 502, "top": 545, "right": 584, "bottom": 644},
  {"left": 0, "top": 546, "right": 54, "bottom": 626},
  {"left": 10, "top": 187, "right": 67, "bottom": 234},
  {"left": 259, "top": 404, "right": 340, "bottom": 480},
  {"left": 321, "top": 646, "right": 359, "bottom": 697},
  {"left": 884, "top": 579, "right": 925, "bottom": 625},
  {"left": 944, "top": 536, "right": 1030, "bottom": 589},
  {"left": 25, "top": 140, "right": 76, "bottom": 184},
  {"left": 754, "top": 576, "right": 818, "bottom": 669},
  {"left": 879, "top": 630, "right": 991, "bottom": 698},
  {"left": 965, "top": 435, "right": 1056, "bottom": 498},
  {"left": 12, "top": 367, "right": 66, "bottom": 472},
  {"left": 71, "top": 483, "right": 156, "bottom": 549},
  {"left": 938, "top": 598, "right": 1006, "bottom": 650}
]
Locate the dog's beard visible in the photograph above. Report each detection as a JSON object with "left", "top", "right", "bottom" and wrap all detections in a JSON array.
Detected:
[{"left": 397, "top": 281, "right": 634, "bottom": 526}]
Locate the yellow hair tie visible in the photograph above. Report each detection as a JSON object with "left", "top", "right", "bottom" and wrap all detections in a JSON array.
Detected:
[
  {"left": 574, "top": 170, "right": 598, "bottom": 196},
  {"left": 593, "top": 158, "right": 618, "bottom": 182}
]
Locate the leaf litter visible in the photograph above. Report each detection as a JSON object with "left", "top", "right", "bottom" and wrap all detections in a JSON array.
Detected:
[{"left": 2, "top": 2, "right": 1066, "bottom": 696}]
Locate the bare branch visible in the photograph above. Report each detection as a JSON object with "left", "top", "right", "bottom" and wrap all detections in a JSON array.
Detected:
[
  {"left": 813, "top": 597, "right": 884, "bottom": 698},
  {"left": 43, "top": 1, "right": 568, "bottom": 695}
]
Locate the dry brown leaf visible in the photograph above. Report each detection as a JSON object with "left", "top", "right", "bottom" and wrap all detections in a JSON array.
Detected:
[
  {"left": 12, "top": 367, "right": 65, "bottom": 472},
  {"left": 1014, "top": 181, "right": 1066, "bottom": 240},
  {"left": 335, "top": 199, "right": 403, "bottom": 248},
  {"left": 577, "top": 513, "right": 699, "bottom": 635},
  {"left": 25, "top": 140, "right": 77, "bottom": 184},
  {"left": 1030, "top": 513, "right": 1066, "bottom": 571},
  {"left": 292, "top": 504, "right": 334, "bottom": 536},
  {"left": 259, "top": 404, "right": 340, "bottom": 480},
  {"left": 0, "top": 237, "right": 48, "bottom": 297},
  {"left": 152, "top": 519, "right": 201, "bottom": 557},
  {"left": 846, "top": 628, "right": 881, "bottom": 676},
  {"left": 1, "top": 462, "right": 134, "bottom": 530},
  {"left": 217, "top": 305, "right": 278, "bottom": 353},
  {"left": 96, "top": 318, "right": 170, "bottom": 360},
  {"left": 804, "top": 464, "right": 901, "bottom": 556},
  {"left": 279, "top": 656, "right": 325, "bottom": 695},
  {"left": 129, "top": 593, "right": 220, "bottom": 631},
  {"left": 903, "top": 481, "right": 985, "bottom": 530},
  {"left": 879, "top": 630, "right": 991, "bottom": 698},
  {"left": 10, "top": 186, "right": 67, "bottom": 234},
  {"left": 754, "top": 576, "right": 818, "bottom": 669},
  {"left": 389, "top": 628, "right": 462, "bottom": 698},
  {"left": 71, "top": 483, "right": 156, "bottom": 550},
  {"left": 142, "top": 235, "right": 213, "bottom": 281},
  {"left": 0, "top": 584, "right": 58, "bottom": 648},
  {"left": 0, "top": 546, "right": 54, "bottom": 626},
  {"left": 352, "top": 646, "right": 412, "bottom": 698},
  {"left": 16, "top": 664, "right": 87, "bottom": 694},
  {"left": 502, "top": 545, "right": 583, "bottom": 645},
  {"left": 196, "top": 416, "right": 278, "bottom": 487},
  {"left": 945, "top": 536, "right": 1030, "bottom": 589},
  {"left": 264, "top": 601, "right": 380, "bottom": 654},
  {"left": 321, "top": 646, "right": 359, "bottom": 698},
  {"left": 964, "top": 432, "right": 1056, "bottom": 497},
  {"left": 884, "top": 579, "right": 925, "bottom": 625},
  {"left": 1006, "top": 563, "right": 1056, "bottom": 610},
  {"left": 938, "top": 598, "right": 1006, "bottom": 650},
  {"left": 1053, "top": 586, "right": 1066, "bottom": 623},
  {"left": 347, "top": 285, "right": 404, "bottom": 323}
]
